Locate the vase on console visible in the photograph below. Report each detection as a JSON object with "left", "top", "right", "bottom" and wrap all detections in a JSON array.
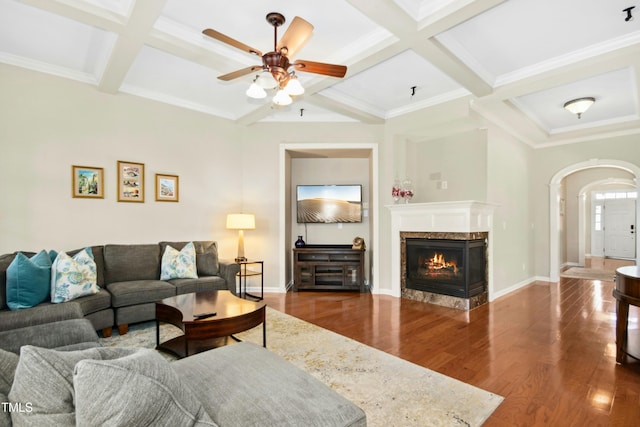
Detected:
[
  {"left": 392, "top": 179, "right": 401, "bottom": 204},
  {"left": 295, "top": 236, "right": 306, "bottom": 248},
  {"left": 401, "top": 179, "right": 413, "bottom": 204}
]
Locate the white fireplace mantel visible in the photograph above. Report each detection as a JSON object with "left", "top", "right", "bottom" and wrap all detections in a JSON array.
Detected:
[{"left": 386, "top": 201, "right": 498, "bottom": 299}]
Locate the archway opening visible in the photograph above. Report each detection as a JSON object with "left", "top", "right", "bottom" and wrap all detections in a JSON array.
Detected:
[{"left": 549, "top": 159, "right": 639, "bottom": 282}]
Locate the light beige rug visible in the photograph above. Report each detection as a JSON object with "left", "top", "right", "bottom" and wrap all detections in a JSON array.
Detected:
[
  {"left": 101, "top": 308, "right": 503, "bottom": 426},
  {"left": 560, "top": 267, "right": 616, "bottom": 281}
]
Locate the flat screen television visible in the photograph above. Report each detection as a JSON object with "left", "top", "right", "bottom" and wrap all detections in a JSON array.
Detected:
[{"left": 296, "top": 185, "right": 362, "bottom": 223}]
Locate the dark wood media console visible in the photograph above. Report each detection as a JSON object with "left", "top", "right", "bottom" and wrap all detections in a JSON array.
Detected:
[{"left": 293, "top": 245, "right": 365, "bottom": 292}]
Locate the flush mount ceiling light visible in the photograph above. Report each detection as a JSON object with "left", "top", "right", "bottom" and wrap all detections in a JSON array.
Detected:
[{"left": 563, "top": 97, "right": 595, "bottom": 119}]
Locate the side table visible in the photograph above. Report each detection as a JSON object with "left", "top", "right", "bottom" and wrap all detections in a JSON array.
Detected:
[
  {"left": 237, "top": 260, "right": 264, "bottom": 300},
  {"left": 613, "top": 265, "right": 640, "bottom": 364}
]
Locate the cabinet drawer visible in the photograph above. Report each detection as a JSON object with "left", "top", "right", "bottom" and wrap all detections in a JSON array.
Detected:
[
  {"left": 329, "top": 253, "right": 362, "bottom": 262},
  {"left": 297, "top": 253, "right": 330, "bottom": 262}
]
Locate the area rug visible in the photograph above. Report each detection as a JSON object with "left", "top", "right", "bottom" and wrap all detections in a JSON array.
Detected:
[
  {"left": 560, "top": 267, "right": 616, "bottom": 281},
  {"left": 100, "top": 308, "right": 503, "bottom": 426}
]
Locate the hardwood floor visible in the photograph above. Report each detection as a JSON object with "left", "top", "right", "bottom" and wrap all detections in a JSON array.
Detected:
[{"left": 261, "top": 260, "right": 640, "bottom": 426}]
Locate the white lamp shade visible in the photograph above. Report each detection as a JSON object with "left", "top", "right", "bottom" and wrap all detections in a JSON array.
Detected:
[
  {"left": 226, "top": 213, "right": 255, "bottom": 230},
  {"left": 284, "top": 77, "right": 305, "bottom": 96},
  {"left": 273, "top": 89, "right": 293, "bottom": 106},
  {"left": 246, "top": 82, "right": 267, "bottom": 99},
  {"left": 256, "top": 70, "right": 277, "bottom": 89}
]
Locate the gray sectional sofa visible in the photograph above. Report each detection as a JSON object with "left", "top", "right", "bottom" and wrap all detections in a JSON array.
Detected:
[
  {"left": 0, "top": 342, "right": 367, "bottom": 426},
  {"left": 0, "top": 240, "right": 239, "bottom": 347},
  {"left": 0, "top": 240, "right": 367, "bottom": 426}
]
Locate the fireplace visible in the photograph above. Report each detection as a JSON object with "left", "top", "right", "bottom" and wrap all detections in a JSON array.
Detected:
[
  {"left": 387, "top": 201, "right": 496, "bottom": 310},
  {"left": 399, "top": 230, "right": 489, "bottom": 310},
  {"left": 405, "top": 238, "right": 486, "bottom": 298}
]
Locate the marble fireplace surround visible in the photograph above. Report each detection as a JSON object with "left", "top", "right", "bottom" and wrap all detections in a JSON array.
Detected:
[{"left": 387, "top": 201, "right": 497, "bottom": 309}]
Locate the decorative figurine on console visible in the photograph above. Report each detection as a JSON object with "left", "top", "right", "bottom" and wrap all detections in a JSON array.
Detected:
[{"left": 352, "top": 237, "right": 366, "bottom": 250}]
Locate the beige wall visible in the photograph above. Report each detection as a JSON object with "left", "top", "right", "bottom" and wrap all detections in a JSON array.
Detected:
[
  {"left": 406, "top": 129, "right": 487, "bottom": 203},
  {"left": 3, "top": 63, "right": 636, "bottom": 298},
  {"left": 238, "top": 123, "right": 383, "bottom": 290},
  {"left": 0, "top": 65, "right": 242, "bottom": 261},
  {"left": 290, "top": 158, "right": 370, "bottom": 246}
]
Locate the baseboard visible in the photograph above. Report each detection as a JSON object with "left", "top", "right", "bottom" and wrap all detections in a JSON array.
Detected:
[{"left": 490, "top": 277, "right": 538, "bottom": 301}]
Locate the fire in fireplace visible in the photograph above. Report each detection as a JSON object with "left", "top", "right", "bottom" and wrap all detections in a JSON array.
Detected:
[{"left": 405, "top": 238, "right": 486, "bottom": 298}]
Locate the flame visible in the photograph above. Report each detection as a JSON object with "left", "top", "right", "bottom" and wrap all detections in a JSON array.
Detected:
[{"left": 426, "top": 252, "right": 457, "bottom": 274}]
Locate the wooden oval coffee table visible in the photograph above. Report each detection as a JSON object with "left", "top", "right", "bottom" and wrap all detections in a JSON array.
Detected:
[{"left": 155, "top": 290, "right": 266, "bottom": 358}]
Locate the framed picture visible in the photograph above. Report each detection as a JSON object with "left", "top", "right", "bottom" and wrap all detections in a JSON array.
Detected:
[
  {"left": 155, "top": 174, "right": 179, "bottom": 202},
  {"left": 72, "top": 165, "right": 104, "bottom": 199},
  {"left": 117, "top": 160, "right": 145, "bottom": 202}
]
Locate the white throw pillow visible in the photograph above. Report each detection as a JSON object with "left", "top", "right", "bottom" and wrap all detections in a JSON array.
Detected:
[
  {"left": 160, "top": 241, "right": 198, "bottom": 280},
  {"left": 50, "top": 248, "right": 99, "bottom": 303}
]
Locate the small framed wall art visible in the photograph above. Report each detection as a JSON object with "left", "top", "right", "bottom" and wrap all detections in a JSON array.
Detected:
[
  {"left": 72, "top": 165, "right": 104, "bottom": 199},
  {"left": 117, "top": 160, "right": 145, "bottom": 202},
  {"left": 155, "top": 174, "right": 179, "bottom": 202}
]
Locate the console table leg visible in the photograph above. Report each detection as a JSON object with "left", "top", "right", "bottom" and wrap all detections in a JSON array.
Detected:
[{"left": 263, "top": 322, "right": 266, "bottom": 348}]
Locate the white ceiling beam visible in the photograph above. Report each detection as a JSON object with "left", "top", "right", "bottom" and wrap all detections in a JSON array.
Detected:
[
  {"left": 307, "top": 94, "right": 385, "bottom": 124},
  {"left": 145, "top": 29, "right": 246, "bottom": 74},
  {"left": 97, "top": 1, "right": 168, "bottom": 93},
  {"left": 18, "top": 0, "right": 125, "bottom": 32},
  {"left": 418, "top": 0, "right": 507, "bottom": 36},
  {"left": 490, "top": 43, "right": 640, "bottom": 101},
  {"left": 347, "top": 0, "right": 493, "bottom": 97}
]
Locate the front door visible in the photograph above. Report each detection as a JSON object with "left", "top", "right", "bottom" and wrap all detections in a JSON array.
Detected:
[{"left": 604, "top": 199, "right": 636, "bottom": 259}]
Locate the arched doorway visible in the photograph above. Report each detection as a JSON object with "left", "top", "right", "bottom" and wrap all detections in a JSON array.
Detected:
[
  {"left": 549, "top": 159, "right": 640, "bottom": 282},
  {"left": 577, "top": 178, "right": 636, "bottom": 266}
]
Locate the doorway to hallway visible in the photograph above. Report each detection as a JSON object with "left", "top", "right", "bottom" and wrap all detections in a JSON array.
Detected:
[{"left": 591, "top": 192, "right": 637, "bottom": 260}]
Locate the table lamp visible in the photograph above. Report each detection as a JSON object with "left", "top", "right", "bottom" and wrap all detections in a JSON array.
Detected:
[{"left": 226, "top": 213, "right": 255, "bottom": 262}]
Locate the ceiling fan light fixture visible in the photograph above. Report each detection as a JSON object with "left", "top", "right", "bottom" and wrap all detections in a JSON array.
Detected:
[
  {"left": 563, "top": 97, "right": 595, "bottom": 119},
  {"left": 284, "top": 75, "right": 305, "bottom": 96},
  {"left": 246, "top": 81, "right": 267, "bottom": 99},
  {"left": 256, "top": 69, "right": 278, "bottom": 89},
  {"left": 273, "top": 89, "right": 293, "bottom": 106}
]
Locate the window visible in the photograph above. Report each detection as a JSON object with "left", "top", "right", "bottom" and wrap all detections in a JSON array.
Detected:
[
  {"left": 594, "top": 205, "right": 602, "bottom": 231},
  {"left": 594, "top": 190, "right": 637, "bottom": 200}
]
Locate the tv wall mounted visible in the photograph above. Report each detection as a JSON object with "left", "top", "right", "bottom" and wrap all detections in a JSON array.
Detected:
[{"left": 296, "top": 185, "right": 362, "bottom": 224}]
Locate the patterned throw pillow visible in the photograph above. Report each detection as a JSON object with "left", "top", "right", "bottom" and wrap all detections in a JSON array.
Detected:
[
  {"left": 50, "top": 248, "right": 99, "bottom": 303},
  {"left": 160, "top": 241, "right": 198, "bottom": 280},
  {"left": 6, "top": 250, "right": 52, "bottom": 310}
]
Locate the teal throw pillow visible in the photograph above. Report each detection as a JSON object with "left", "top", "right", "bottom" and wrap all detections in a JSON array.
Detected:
[
  {"left": 6, "top": 250, "right": 52, "bottom": 310},
  {"left": 50, "top": 248, "right": 99, "bottom": 303},
  {"left": 160, "top": 241, "right": 198, "bottom": 280}
]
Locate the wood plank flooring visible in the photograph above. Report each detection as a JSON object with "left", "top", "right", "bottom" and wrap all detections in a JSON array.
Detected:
[{"left": 261, "top": 260, "right": 640, "bottom": 426}]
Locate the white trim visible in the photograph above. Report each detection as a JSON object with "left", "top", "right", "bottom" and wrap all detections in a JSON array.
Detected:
[
  {"left": 279, "top": 142, "right": 379, "bottom": 293},
  {"left": 386, "top": 201, "right": 498, "bottom": 298},
  {"left": 549, "top": 159, "right": 640, "bottom": 282},
  {"left": 577, "top": 178, "right": 636, "bottom": 266}
]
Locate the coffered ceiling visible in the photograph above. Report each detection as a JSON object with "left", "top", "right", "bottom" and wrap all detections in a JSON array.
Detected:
[{"left": 1, "top": 0, "right": 639, "bottom": 147}]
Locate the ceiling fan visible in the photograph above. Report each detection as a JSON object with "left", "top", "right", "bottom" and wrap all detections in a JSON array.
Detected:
[{"left": 202, "top": 12, "right": 347, "bottom": 105}]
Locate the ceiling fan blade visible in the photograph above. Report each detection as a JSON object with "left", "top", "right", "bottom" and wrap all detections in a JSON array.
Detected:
[
  {"left": 276, "top": 17, "right": 313, "bottom": 58},
  {"left": 218, "top": 65, "right": 263, "bottom": 81},
  {"left": 293, "top": 60, "right": 347, "bottom": 78},
  {"left": 203, "top": 28, "right": 262, "bottom": 57}
]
